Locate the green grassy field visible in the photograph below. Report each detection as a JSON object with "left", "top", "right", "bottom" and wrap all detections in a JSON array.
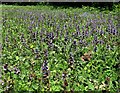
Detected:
[{"left": 1, "top": 4, "right": 120, "bottom": 92}]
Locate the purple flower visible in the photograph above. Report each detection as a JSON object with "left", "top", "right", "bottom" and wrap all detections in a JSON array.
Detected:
[
  {"left": 85, "top": 31, "right": 89, "bottom": 37},
  {"left": 68, "top": 52, "right": 74, "bottom": 65},
  {"left": 112, "top": 28, "right": 117, "bottom": 35},
  {"left": 106, "top": 44, "right": 111, "bottom": 50},
  {"left": 31, "top": 20, "right": 34, "bottom": 24},
  {"left": 43, "top": 57, "right": 48, "bottom": 64},
  {"left": 3, "top": 63, "right": 8, "bottom": 72},
  {"left": 99, "top": 40, "right": 104, "bottom": 44},
  {"left": 64, "top": 36, "right": 68, "bottom": 42},
  {"left": 34, "top": 48, "right": 39, "bottom": 54},
  {"left": 100, "top": 30, "right": 104, "bottom": 35},
  {"left": 32, "top": 31, "right": 38, "bottom": 41},
  {"left": 73, "top": 40, "right": 77, "bottom": 45},
  {"left": 5, "top": 36, "right": 9, "bottom": 42},
  {"left": 20, "top": 34, "right": 24, "bottom": 41},
  {"left": 76, "top": 25, "right": 80, "bottom": 31},
  {"left": 47, "top": 32, "right": 54, "bottom": 40},
  {"left": 64, "top": 24, "right": 67, "bottom": 30},
  {"left": 35, "top": 54, "right": 40, "bottom": 59},
  {"left": 66, "top": 31, "right": 69, "bottom": 36},
  {"left": 44, "top": 50, "right": 48, "bottom": 57},
  {"left": 94, "top": 46, "right": 97, "bottom": 52},
  {"left": 42, "top": 66, "right": 48, "bottom": 71},
  {"left": 79, "top": 39, "right": 83, "bottom": 44},
  {"left": 94, "top": 35, "right": 97, "bottom": 41},
  {"left": 48, "top": 41, "right": 53, "bottom": 49},
  {"left": 42, "top": 59, "right": 49, "bottom": 80},
  {"left": 14, "top": 67, "right": 20, "bottom": 75},
  {"left": 76, "top": 31, "right": 80, "bottom": 36}
]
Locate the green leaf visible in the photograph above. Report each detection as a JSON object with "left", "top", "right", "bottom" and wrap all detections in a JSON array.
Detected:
[
  {"left": 16, "top": 56, "right": 19, "bottom": 60},
  {"left": 51, "top": 85, "right": 61, "bottom": 91},
  {"left": 88, "top": 81, "right": 94, "bottom": 90},
  {"left": 32, "top": 84, "right": 39, "bottom": 90},
  {"left": 30, "top": 44, "right": 34, "bottom": 48}
]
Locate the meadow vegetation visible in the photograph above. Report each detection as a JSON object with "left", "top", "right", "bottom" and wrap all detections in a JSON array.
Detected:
[{"left": 1, "top": 4, "right": 120, "bottom": 92}]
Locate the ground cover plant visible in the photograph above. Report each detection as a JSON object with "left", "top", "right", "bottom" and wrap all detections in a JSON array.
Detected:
[{"left": 1, "top": 4, "right": 120, "bottom": 92}]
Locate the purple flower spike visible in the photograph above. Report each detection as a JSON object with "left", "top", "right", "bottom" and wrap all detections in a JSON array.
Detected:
[
  {"left": 79, "top": 39, "right": 83, "bottom": 44},
  {"left": 34, "top": 48, "right": 39, "bottom": 54},
  {"left": 94, "top": 35, "right": 97, "bottom": 41},
  {"left": 100, "top": 30, "right": 104, "bottom": 35},
  {"left": 94, "top": 46, "right": 97, "bottom": 52},
  {"left": 42, "top": 66, "right": 48, "bottom": 71},
  {"left": 3, "top": 63, "right": 8, "bottom": 71},
  {"left": 112, "top": 28, "right": 117, "bottom": 35},
  {"left": 64, "top": 36, "right": 68, "bottom": 42},
  {"left": 73, "top": 40, "right": 77, "bottom": 45},
  {"left": 106, "top": 44, "right": 111, "bottom": 50},
  {"left": 99, "top": 40, "right": 104, "bottom": 45}
]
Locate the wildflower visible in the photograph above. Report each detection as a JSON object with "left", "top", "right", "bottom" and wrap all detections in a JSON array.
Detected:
[
  {"left": 32, "top": 31, "right": 37, "bottom": 41},
  {"left": 28, "top": 25, "right": 32, "bottom": 31},
  {"left": 64, "top": 36, "right": 68, "bottom": 42},
  {"left": 112, "top": 28, "right": 117, "bottom": 35},
  {"left": 34, "top": 48, "right": 39, "bottom": 54},
  {"left": 94, "top": 46, "right": 97, "bottom": 52},
  {"left": 79, "top": 39, "right": 83, "bottom": 44},
  {"left": 76, "top": 31, "right": 80, "bottom": 36},
  {"left": 5, "top": 35, "right": 9, "bottom": 42},
  {"left": 73, "top": 40, "right": 76, "bottom": 46},
  {"left": 50, "top": 32, "right": 54, "bottom": 39},
  {"left": 35, "top": 54, "right": 40, "bottom": 59},
  {"left": 3, "top": 63, "right": 9, "bottom": 73},
  {"left": 20, "top": 33, "right": 24, "bottom": 42},
  {"left": 106, "top": 44, "right": 111, "bottom": 50},
  {"left": 43, "top": 71, "right": 49, "bottom": 78},
  {"left": 42, "top": 59, "right": 49, "bottom": 88},
  {"left": 42, "top": 66, "right": 48, "bottom": 71},
  {"left": 85, "top": 31, "right": 89, "bottom": 37},
  {"left": 14, "top": 67, "right": 20, "bottom": 75},
  {"left": 44, "top": 50, "right": 48, "bottom": 58},
  {"left": 68, "top": 53, "right": 74, "bottom": 68},
  {"left": 94, "top": 35, "right": 97, "bottom": 42},
  {"left": 100, "top": 30, "right": 104, "bottom": 35},
  {"left": 43, "top": 60, "right": 48, "bottom": 66}
]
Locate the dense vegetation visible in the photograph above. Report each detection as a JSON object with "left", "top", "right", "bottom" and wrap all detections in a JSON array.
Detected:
[
  {"left": 1, "top": 4, "right": 120, "bottom": 92},
  {"left": 2, "top": 2, "right": 119, "bottom": 11}
]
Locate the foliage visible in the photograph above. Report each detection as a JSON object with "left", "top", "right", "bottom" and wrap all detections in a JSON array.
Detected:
[{"left": 0, "top": 5, "right": 120, "bottom": 92}]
